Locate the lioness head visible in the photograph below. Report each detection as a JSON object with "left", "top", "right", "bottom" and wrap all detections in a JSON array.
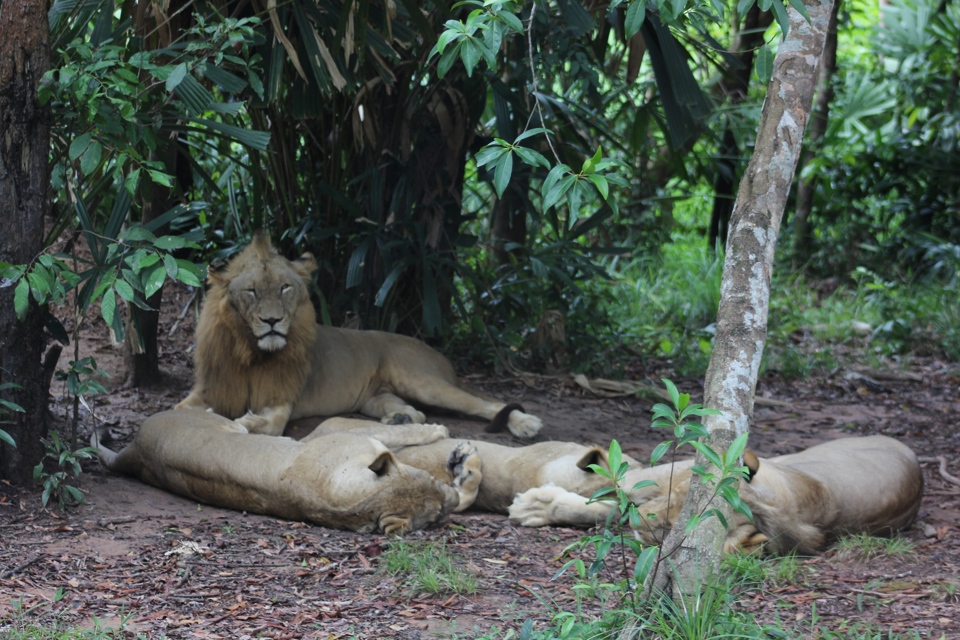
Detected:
[{"left": 210, "top": 232, "right": 318, "bottom": 353}]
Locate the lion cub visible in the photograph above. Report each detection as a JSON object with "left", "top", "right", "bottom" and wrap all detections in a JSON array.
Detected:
[{"left": 176, "top": 232, "right": 542, "bottom": 438}]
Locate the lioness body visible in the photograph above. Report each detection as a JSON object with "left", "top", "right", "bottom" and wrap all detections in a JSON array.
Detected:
[
  {"left": 176, "top": 233, "right": 542, "bottom": 438},
  {"left": 93, "top": 410, "right": 460, "bottom": 534},
  {"left": 509, "top": 435, "right": 923, "bottom": 554}
]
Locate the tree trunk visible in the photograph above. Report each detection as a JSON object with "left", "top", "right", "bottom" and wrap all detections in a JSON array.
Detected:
[
  {"left": 644, "top": 0, "right": 835, "bottom": 603},
  {"left": 491, "top": 172, "right": 530, "bottom": 265},
  {"left": 0, "top": 0, "right": 51, "bottom": 484},
  {"left": 791, "top": 0, "right": 841, "bottom": 268},
  {"left": 708, "top": 5, "right": 772, "bottom": 250}
]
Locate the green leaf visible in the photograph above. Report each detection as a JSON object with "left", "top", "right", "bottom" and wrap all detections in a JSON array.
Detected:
[
  {"left": 629, "top": 479, "right": 658, "bottom": 493},
  {"left": 143, "top": 265, "right": 166, "bottom": 299},
  {"left": 101, "top": 289, "right": 116, "bottom": 328},
  {"left": 493, "top": 151, "right": 513, "bottom": 197},
  {"left": 166, "top": 63, "right": 188, "bottom": 92},
  {"left": 124, "top": 168, "right": 141, "bottom": 197},
  {"left": 0, "top": 429, "right": 15, "bottom": 448},
  {"left": 163, "top": 254, "right": 179, "bottom": 279},
  {"left": 737, "top": 0, "right": 756, "bottom": 15},
  {"left": 147, "top": 170, "right": 173, "bottom": 188},
  {"left": 690, "top": 441, "right": 724, "bottom": 470},
  {"left": 69, "top": 133, "right": 92, "bottom": 161},
  {"left": 650, "top": 440, "right": 672, "bottom": 465},
  {"left": 513, "top": 147, "right": 550, "bottom": 169},
  {"left": 14, "top": 279, "right": 29, "bottom": 319},
  {"left": 153, "top": 235, "right": 189, "bottom": 251},
  {"left": 727, "top": 432, "right": 749, "bottom": 465},
  {"left": 588, "top": 174, "right": 609, "bottom": 200},
  {"left": 174, "top": 260, "right": 203, "bottom": 287},
  {"left": 498, "top": 10, "right": 524, "bottom": 33},
  {"left": 770, "top": 0, "right": 790, "bottom": 38},
  {"left": 544, "top": 174, "right": 577, "bottom": 212},
  {"left": 461, "top": 40, "right": 482, "bottom": 76},
  {"left": 634, "top": 546, "right": 658, "bottom": 582},
  {"left": 625, "top": 1, "right": 646, "bottom": 38},
  {"left": 113, "top": 279, "right": 135, "bottom": 302},
  {"left": 755, "top": 44, "right": 774, "bottom": 84},
  {"left": 80, "top": 141, "right": 102, "bottom": 176},
  {"left": 663, "top": 378, "right": 680, "bottom": 410},
  {"left": 475, "top": 145, "right": 508, "bottom": 167},
  {"left": 786, "top": 0, "right": 811, "bottom": 22}
]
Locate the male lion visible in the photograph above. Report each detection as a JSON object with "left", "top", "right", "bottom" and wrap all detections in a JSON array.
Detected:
[
  {"left": 91, "top": 410, "right": 468, "bottom": 534},
  {"left": 509, "top": 435, "right": 923, "bottom": 554},
  {"left": 175, "top": 233, "right": 542, "bottom": 438}
]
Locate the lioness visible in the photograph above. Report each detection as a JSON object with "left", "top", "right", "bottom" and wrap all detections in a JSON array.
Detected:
[
  {"left": 509, "top": 435, "right": 923, "bottom": 554},
  {"left": 175, "top": 233, "right": 542, "bottom": 438},
  {"left": 92, "top": 410, "right": 466, "bottom": 534}
]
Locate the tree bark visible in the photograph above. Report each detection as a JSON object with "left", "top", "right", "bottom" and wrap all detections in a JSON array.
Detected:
[
  {"left": 708, "top": 5, "right": 773, "bottom": 250},
  {"left": 0, "top": 0, "right": 52, "bottom": 484},
  {"left": 791, "top": 0, "right": 841, "bottom": 267},
  {"left": 644, "top": 0, "right": 835, "bottom": 603}
]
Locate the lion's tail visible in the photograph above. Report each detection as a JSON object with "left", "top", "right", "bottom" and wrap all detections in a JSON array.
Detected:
[
  {"left": 90, "top": 429, "right": 119, "bottom": 470},
  {"left": 485, "top": 403, "right": 525, "bottom": 433}
]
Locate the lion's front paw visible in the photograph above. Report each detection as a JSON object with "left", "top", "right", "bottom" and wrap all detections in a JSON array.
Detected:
[
  {"left": 422, "top": 423, "right": 450, "bottom": 443},
  {"left": 508, "top": 485, "right": 569, "bottom": 527},
  {"left": 447, "top": 443, "right": 482, "bottom": 512},
  {"left": 235, "top": 411, "right": 267, "bottom": 433},
  {"left": 508, "top": 411, "right": 543, "bottom": 438},
  {"left": 380, "top": 515, "right": 411, "bottom": 536}
]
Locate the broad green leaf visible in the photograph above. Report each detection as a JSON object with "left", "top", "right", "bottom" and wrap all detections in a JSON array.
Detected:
[
  {"left": 543, "top": 174, "right": 576, "bottom": 212},
  {"left": 80, "top": 141, "right": 102, "bottom": 176},
  {"left": 727, "top": 432, "right": 749, "bottom": 464},
  {"left": 770, "top": 0, "right": 790, "bottom": 38},
  {"left": 663, "top": 378, "right": 680, "bottom": 409},
  {"left": 634, "top": 547, "right": 658, "bottom": 582},
  {"left": 69, "top": 133, "right": 92, "bottom": 161},
  {"left": 755, "top": 44, "right": 774, "bottom": 84},
  {"left": 514, "top": 127, "right": 551, "bottom": 143},
  {"left": 124, "top": 168, "right": 141, "bottom": 197},
  {"left": 690, "top": 441, "right": 724, "bottom": 470},
  {"left": 0, "top": 429, "right": 15, "bottom": 448},
  {"left": 174, "top": 259, "right": 203, "bottom": 287},
  {"left": 625, "top": 1, "right": 646, "bottom": 38},
  {"left": 541, "top": 164, "right": 570, "bottom": 201},
  {"left": 461, "top": 40, "right": 482, "bottom": 76},
  {"left": 737, "top": 0, "right": 756, "bottom": 15},
  {"left": 437, "top": 44, "right": 462, "bottom": 78},
  {"left": 101, "top": 289, "right": 116, "bottom": 327},
  {"left": 650, "top": 440, "right": 672, "bottom": 465},
  {"left": 143, "top": 265, "right": 166, "bottom": 299},
  {"left": 153, "top": 235, "right": 189, "bottom": 251},
  {"left": 513, "top": 147, "right": 550, "bottom": 169},
  {"left": 14, "top": 279, "right": 28, "bottom": 319},
  {"left": 166, "top": 63, "right": 188, "bottom": 92},
  {"left": 498, "top": 10, "right": 524, "bottom": 33},
  {"left": 163, "top": 254, "right": 178, "bottom": 279},
  {"left": 786, "top": 0, "right": 811, "bottom": 22},
  {"left": 147, "top": 170, "right": 173, "bottom": 188},
  {"left": 493, "top": 151, "right": 513, "bottom": 197},
  {"left": 588, "top": 174, "right": 609, "bottom": 200},
  {"left": 113, "top": 279, "right": 134, "bottom": 302},
  {"left": 475, "top": 145, "right": 507, "bottom": 167}
]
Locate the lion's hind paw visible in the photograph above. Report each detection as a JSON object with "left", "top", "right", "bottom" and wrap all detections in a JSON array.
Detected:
[{"left": 508, "top": 484, "right": 570, "bottom": 527}]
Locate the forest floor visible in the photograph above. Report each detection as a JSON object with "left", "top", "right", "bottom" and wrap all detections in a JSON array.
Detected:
[{"left": 1, "top": 282, "right": 959, "bottom": 639}]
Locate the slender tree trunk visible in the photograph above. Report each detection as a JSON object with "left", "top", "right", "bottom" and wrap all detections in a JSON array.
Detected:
[
  {"left": 708, "top": 5, "right": 772, "bottom": 250},
  {"left": 791, "top": 0, "right": 841, "bottom": 267},
  {"left": 0, "top": 0, "right": 51, "bottom": 484},
  {"left": 643, "top": 0, "right": 835, "bottom": 604}
]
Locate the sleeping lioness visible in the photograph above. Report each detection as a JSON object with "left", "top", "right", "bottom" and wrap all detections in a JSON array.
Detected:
[
  {"left": 92, "top": 410, "right": 467, "bottom": 534},
  {"left": 175, "top": 232, "right": 542, "bottom": 438},
  {"left": 509, "top": 435, "right": 923, "bottom": 554}
]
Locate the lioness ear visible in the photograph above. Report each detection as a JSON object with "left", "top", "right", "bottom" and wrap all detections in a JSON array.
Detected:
[
  {"left": 292, "top": 252, "right": 318, "bottom": 280},
  {"left": 368, "top": 451, "right": 400, "bottom": 477},
  {"left": 744, "top": 450, "right": 760, "bottom": 482},
  {"left": 577, "top": 446, "right": 609, "bottom": 472},
  {"left": 206, "top": 263, "right": 228, "bottom": 287}
]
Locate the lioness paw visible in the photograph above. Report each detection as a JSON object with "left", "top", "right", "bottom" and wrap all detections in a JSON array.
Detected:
[
  {"left": 382, "top": 408, "right": 427, "bottom": 425},
  {"left": 508, "top": 485, "right": 569, "bottom": 527},
  {"left": 235, "top": 411, "right": 268, "bottom": 433},
  {"left": 422, "top": 423, "right": 450, "bottom": 443},
  {"left": 508, "top": 411, "right": 543, "bottom": 438},
  {"left": 447, "top": 443, "right": 482, "bottom": 512}
]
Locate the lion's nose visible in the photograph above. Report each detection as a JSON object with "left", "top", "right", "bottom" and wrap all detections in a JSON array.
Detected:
[{"left": 261, "top": 317, "right": 281, "bottom": 327}]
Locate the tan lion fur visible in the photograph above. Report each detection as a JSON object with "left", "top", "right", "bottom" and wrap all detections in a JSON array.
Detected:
[
  {"left": 92, "top": 410, "right": 461, "bottom": 535},
  {"left": 176, "top": 233, "right": 542, "bottom": 438},
  {"left": 508, "top": 435, "right": 923, "bottom": 555}
]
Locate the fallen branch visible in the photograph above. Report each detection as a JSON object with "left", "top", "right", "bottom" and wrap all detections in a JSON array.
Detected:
[
  {"left": 0, "top": 554, "right": 41, "bottom": 580},
  {"left": 850, "top": 366, "right": 923, "bottom": 383},
  {"left": 169, "top": 288, "right": 200, "bottom": 336},
  {"left": 918, "top": 456, "right": 960, "bottom": 487},
  {"left": 572, "top": 375, "right": 792, "bottom": 408}
]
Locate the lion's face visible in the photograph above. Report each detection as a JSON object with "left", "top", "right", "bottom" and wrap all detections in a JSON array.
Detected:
[{"left": 212, "top": 233, "right": 318, "bottom": 353}]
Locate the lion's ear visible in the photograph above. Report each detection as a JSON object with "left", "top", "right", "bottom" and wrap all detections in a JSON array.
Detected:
[
  {"left": 206, "top": 263, "right": 228, "bottom": 287},
  {"left": 292, "top": 252, "right": 318, "bottom": 280},
  {"left": 577, "top": 446, "right": 609, "bottom": 473},
  {"left": 368, "top": 451, "right": 400, "bottom": 477},
  {"left": 744, "top": 450, "right": 760, "bottom": 482}
]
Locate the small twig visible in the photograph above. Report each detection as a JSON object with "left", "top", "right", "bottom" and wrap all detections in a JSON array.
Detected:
[
  {"left": 525, "top": 3, "right": 561, "bottom": 164},
  {"left": 0, "top": 554, "right": 42, "bottom": 580},
  {"left": 918, "top": 456, "right": 960, "bottom": 487},
  {"left": 168, "top": 288, "right": 200, "bottom": 336}
]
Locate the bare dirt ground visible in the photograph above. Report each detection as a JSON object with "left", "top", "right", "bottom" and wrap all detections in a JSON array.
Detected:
[{"left": 1, "top": 282, "right": 959, "bottom": 639}]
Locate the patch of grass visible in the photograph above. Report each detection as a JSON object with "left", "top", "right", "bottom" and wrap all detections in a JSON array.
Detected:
[
  {"left": 2, "top": 595, "right": 139, "bottom": 639},
  {"left": 379, "top": 540, "right": 477, "bottom": 596},
  {"left": 931, "top": 578, "right": 959, "bottom": 602},
  {"left": 721, "top": 553, "right": 769, "bottom": 586},
  {"left": 833, "top": 533, "right": 916, "bottom": 560}
]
